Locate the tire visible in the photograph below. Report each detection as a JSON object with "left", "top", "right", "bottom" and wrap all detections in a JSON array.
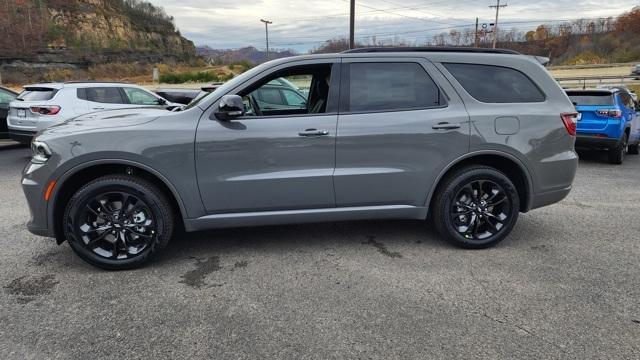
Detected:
[
  {"left": 63, "top": 175, "right": 174, "bottom": 270},
  {"left": 628, "top": 143, "right": 639, "bottom": 155},
  {"left": 432, "top": 166, "right": 520, "bottom": 249},
  {"left": 608, "top": 133, "right": 628, "bottom": 165}
]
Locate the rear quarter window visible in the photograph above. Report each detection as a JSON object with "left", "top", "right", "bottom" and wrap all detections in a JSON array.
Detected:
[
  {"left": 443, "top": 63, "right": 545, "bottom": 103},
  {"left": 18, "top": 88, "right": 58, "bottom": 101}
]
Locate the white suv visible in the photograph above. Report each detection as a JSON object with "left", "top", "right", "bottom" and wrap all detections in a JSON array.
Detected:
[{"left": 7, "top": 82, "right": 176, "bottom": 144}]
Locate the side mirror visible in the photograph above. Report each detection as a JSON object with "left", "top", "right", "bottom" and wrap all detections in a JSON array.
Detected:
[
  {"left": 157, "top": 98, "right": 167, "bottom": 106},
  {"left": 213, "top": 95, "right": 245, "bottom": 121}
]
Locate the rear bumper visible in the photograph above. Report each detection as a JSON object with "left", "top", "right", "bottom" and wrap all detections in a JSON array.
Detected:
[
  {"left": 8, "top": 130, "right": 36, "bottom": 144},
  {"left": 575, "top": 135, "right": 619, "bottom": 149},
  {"left": 530, "top": 186, "right": 572, "bottom": 210}
]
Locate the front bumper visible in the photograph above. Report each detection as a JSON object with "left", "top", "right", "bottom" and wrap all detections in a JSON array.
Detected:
[
  {"left": 22, "top": 162, "right": 55, "bottom": 238},
  {"left": 575, "top": 135, "right": 619, "bottom": 149}
]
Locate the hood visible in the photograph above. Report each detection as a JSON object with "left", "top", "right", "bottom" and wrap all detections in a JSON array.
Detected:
[{"left": 42, "top": 107, "right": 170, "bottom": 135}]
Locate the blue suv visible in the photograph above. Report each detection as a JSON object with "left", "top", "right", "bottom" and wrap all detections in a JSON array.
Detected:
[{"left": 567, "top": 89, "right": 640, "bottom": 164}]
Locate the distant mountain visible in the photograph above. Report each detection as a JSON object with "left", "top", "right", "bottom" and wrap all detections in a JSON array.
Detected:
[{"left": 197, "top": 46, "right": 297, "bottom": 64}]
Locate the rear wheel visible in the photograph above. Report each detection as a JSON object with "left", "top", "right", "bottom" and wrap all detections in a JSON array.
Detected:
[
  {"left": 432, "top": 166, "right": 520, "bottom": 249},
  {"left": 63, "top": 175, "right": 174, "bottom": 270},
  {"left": 608, "top": 133, "right": 628, "bottom": 164}
]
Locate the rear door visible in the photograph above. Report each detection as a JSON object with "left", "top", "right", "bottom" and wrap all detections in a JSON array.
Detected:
[{"left": 334, "top": 58, "right": 470, "bottom": 207}]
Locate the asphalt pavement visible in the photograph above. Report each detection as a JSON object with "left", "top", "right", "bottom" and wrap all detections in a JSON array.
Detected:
[{"left": 0, "top": 140, "right": 638, "bottom": 359}]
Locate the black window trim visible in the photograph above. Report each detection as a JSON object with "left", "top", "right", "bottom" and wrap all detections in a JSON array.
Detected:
[
  {"left": 339, "top": 61, "right": 449, "bottom": 115},
  {"left": 232, "top": 62, "right": 342, "bottom": 120},
  {"left": 442, "top": 62, "right": 547, "bottom": 104}
]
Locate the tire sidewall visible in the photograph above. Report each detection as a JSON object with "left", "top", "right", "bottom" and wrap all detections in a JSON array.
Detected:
[
  {"left": 64, "top": 177, "right": 171, "bottom": 270},
  {"left": 437, "top": 168, "right": 520, "bottom": 248}
]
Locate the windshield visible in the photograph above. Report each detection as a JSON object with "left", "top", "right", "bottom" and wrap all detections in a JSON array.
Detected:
[
  {"left": 184, "top": 62, "right": 275, "bottom": 110},
  {"left": 567, "top": 92, "right": 614, "bottom": 106}
]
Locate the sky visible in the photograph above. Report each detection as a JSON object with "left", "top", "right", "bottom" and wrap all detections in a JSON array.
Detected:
[{"left": 153, "top": 0, "right": 639, "bottom": 52}]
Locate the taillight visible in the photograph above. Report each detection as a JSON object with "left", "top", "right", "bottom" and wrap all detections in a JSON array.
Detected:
[
  {"left": 561, "top": 112, "right": 578, "bottom": 136},
  {"left": 30, "top": 106, "right": 61, "bottom": 115},
  {"left": 596, "top": 109, "right": 622, "bottom": 118}
]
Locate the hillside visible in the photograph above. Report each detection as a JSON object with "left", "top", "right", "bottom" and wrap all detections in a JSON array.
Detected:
[{"left": 0, "top": 0, "right": 196, "bottom": 83}]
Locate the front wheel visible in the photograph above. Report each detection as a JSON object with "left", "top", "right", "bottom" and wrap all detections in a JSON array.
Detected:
[
  {"left": 432, "top": 166, "right": 520, "bottom": 249},
  {"left": 63, "top": 175, "right": 174, "bottom": 270}
]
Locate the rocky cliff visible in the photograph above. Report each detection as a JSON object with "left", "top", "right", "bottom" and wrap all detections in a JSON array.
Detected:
[{"left": 0, "top": 0, "right": 196, "bottom": 82}]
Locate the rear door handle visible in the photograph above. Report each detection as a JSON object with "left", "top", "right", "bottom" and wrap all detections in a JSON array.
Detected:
[
  {"left": 432, "top": 122, "right": 461, "bottom": 130},
  {"left": 299, "top": 129, "right": 329, "bottom": 137}
]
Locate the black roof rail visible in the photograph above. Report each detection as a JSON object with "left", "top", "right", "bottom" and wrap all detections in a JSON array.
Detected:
[{"left": 341, "top": 46, "right": 521, "bottom": 55}]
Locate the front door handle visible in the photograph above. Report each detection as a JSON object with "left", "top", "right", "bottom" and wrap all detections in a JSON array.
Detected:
[
  {"left": 299, "top": 129, "right": 329, "bottom": 137},
  {"left": 432, "top": 122, "right": 461, "bottom": 130}
]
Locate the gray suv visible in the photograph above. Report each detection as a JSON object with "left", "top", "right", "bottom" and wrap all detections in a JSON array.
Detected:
[{"left": 22, "top": 48, "right": 579, "bottom": 269}]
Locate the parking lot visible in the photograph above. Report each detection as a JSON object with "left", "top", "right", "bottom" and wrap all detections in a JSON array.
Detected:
[{"left": 0, "top": 140, "right": 638, "bottom": 359}]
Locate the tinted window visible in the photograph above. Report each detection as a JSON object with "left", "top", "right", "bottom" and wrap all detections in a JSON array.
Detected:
[
  {"left": 619, "top": 93, "right": 634, "bottom": 109},
  {"left": 18, "top": 88, "right": 57, "bottom": 101},
  {"left": 348, "top": 63, "right": 441, "bottom": 112},
  {"left": 124, "top": 87, "right": 161, "bottom": 105},
  {"left": 85, "top": 87, "right": 125, "bottom": 104},
  {"left": 567, "top": 92, "right": 613, "bottom": 106},
  {"left": 282, "top": 89, "right": 307, "bottom": 107},
  {"left": 0, "top": 89, "right": 16, "bottom": 105},
  {"left": 444, "top": 63, "right": 545, "bottom": 103},
  {"left": 257, "top": 88, "right": 284, "bottom": 105}
]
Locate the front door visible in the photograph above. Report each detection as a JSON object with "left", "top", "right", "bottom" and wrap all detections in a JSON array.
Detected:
[
  {"left": 334, "top": 58, "right": 471, "bottom": 208},
  {"left": 195, "top": 61, "right": 340, "bottom": 214}
]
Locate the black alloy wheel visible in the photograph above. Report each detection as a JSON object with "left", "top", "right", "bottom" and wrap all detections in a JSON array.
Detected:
[
  {"left": 64, "top": 175, "right": 174, "bottom": 270},
  {"left": 433, "top": 166, "right": 520, "bottom": 249}
]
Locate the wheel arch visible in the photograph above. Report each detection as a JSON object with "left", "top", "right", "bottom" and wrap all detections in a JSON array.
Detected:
[
  {"left": 49, "top": 160, "right": 188, "bottom": 243},
  {"left": 425, "top": 151, "right": 534, "bottom": 214}
]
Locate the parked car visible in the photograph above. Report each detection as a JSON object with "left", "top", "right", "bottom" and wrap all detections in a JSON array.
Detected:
[
  {"left": 23, "top": 47, "right": 579, "bottom": 269},
  {"left": 632, "top": 64, "right": 640, "bottom": 78},
  {"left": 153, "top": 88, "right": 201, "bottom": 105},
  {"left": 7, "top": 82, "right": 177, "bottom": 144},
  {"left": 566, "top": 88, "right": 640, "bottom": 163},
  {"left": 0, "top": 86, "right": 18, "bottom": 139},
  {"left": 597, "top": 84, "right": 638, "bottom": 103}
]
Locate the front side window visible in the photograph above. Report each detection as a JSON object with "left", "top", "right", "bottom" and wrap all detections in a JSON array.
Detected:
[
  {"left": 241, "top": 65, "right": 331, "bottom": 117},
  {"left": 85, "top": 87, "right": 125, "bottom": 104},
  {"left": 444, "top": 63, "right": 545, "bottom": 103},
  {"left": 124, "top": 87, "right": 162, "bottom": 105},
  {"left": 0, "top": 89, "right": 16, "bottom": 105},
  {"left": 346, "top": 62, "right": 442, "bottom": 112}
]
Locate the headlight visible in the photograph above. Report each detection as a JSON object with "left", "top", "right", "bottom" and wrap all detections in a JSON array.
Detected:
[{"left": 31, "top": 140, "right": 52, "bottom": 164}]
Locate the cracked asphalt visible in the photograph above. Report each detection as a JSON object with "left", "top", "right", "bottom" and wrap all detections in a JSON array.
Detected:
[{"left": 0, "top": 141, "right": 638, "bottom": 359}]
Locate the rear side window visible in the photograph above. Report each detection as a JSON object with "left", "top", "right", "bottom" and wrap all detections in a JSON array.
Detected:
[
  {"left": 444, "top": 63, "right": 545, "bottom": 103},
  {"left": 18, "top": 88, "right": 58, "bottom": 101},
  {"left": 81, "top": 87, "right": 126, "bottom": 104},
  {"left": 346, "top": 62, "right": 442, "bottom": 112},
  {"left": 566, "top": 92, "right": 613, "bottom": 106}
]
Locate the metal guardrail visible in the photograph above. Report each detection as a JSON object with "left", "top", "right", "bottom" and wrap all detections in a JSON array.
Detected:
[{"left": 555, "top": 75, "right": 640, "bottom": 88}]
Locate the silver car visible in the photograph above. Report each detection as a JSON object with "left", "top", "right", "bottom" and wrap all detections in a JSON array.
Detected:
[
  {"left": 7, "top": 82, "right": 176, "bottom": 144},
  {"left": 22, "top": 48, "right": 579, "bottom": 269}
]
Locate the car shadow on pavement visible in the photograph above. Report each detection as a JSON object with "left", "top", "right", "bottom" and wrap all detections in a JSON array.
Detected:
[{"left": 154, "top": 220, "right": 447, "bottom": 265}]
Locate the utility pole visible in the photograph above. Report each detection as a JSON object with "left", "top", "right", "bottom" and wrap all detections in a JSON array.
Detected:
[
  {"left": 349, "top": 0, "right": 355, "bottom": 49},
  {"left": 489, "top": 0, "right": 507, "bottom": 49},
  {"left": 474, "top": 17, "right": 479, "bottom": 47},
  {"left": 260, "top": 19, "right": 273, "bottom": 61}
]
